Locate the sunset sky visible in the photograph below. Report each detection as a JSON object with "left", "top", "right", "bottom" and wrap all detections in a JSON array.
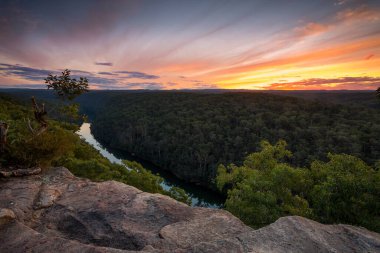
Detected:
[{"left": 0, "top": 0, "right": 380, "bottom": 90}]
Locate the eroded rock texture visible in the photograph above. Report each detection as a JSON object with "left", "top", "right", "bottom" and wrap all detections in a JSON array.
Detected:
[{"left": 0, "top": 167, "right": 379, "bottom": 253}]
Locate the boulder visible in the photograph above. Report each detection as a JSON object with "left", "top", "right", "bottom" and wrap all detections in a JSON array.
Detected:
[{"left": 0, "top": 167, "right": 379, "bottom": 253}]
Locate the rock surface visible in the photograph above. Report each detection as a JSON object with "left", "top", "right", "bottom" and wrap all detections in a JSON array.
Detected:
[{"left": 0, "top": 167, "right": 379, "bottom": 253}]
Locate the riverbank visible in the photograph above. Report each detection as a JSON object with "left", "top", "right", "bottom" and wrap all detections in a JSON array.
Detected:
[{"left": 76, "top": 123, "right": 224, "bottom": 208}]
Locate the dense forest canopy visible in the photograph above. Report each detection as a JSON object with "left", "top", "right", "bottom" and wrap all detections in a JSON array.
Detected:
[{"left": 90, "top": 92, "right": 380, "bottom": 187}]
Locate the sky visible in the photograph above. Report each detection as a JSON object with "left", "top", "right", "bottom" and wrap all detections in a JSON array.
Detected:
[{"left": 0, "top": 0, "right": 380, "bottom": 90}]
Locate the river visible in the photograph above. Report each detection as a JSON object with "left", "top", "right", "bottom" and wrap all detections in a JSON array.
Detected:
[{"left": 76, "top": 123, "right": 224, "bottom": 208}]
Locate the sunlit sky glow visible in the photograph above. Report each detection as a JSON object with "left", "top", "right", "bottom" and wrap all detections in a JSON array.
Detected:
[{"left": 1, "top": 0, "right": 380, "bottom": 90}]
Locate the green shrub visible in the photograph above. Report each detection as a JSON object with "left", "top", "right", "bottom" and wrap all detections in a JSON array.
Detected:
[{"left": 217, "top": 140, "right": 380, "bottom": 232}]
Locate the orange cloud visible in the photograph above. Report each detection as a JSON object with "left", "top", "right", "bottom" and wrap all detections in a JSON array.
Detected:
[
  {"left": 154, "top": 62, "right": 212, "bottom": 74},
  {"left": 209, "top": 36, "right": 380, "bottom": 78},
  {"left": 365, "top": 54, "right": 374, "bottom": 60},
  {"left": 267, "top": 76, "right": 380, "bottom": 90}
]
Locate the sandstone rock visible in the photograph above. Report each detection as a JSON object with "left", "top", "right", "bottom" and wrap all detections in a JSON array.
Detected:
[
  {"left": 0, "top": 167, "right": 41, "bottom": 178},
  {"left": 0, "top": 208, "right": 16, "bottom": 226},
  {"left": 0, "top": 167, "right": 379, "bottom": 253}
]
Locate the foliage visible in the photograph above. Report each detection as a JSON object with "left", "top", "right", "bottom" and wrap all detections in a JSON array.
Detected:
[
  {"left": 44, "top": 69, "right": 88, "bottom": 126},
  {"left": 217, "top": 141, "right": 312, "bottom": 227},
  {"left": 0, "top": 94, "right": 75, "bottom": 167},
  {"left": 56, "top": 138, "right": 190, "bottom": 203},
  {"left": 58, "top": 103, "right": 85, "bottom": 124},
  {"left": 168, "top": 186, "right": 192, "bottom": 206},
  {"left": 91, "top": 92, "right": 380, "bottom": 187},
  {"left": 309, "top": 154, "right": 380, "bottom": 231},
  {"left": 45, "top": 69, "right": 89, "bottom": 100},
  {"left": 0, "top": 94, "right": 190, "bottom": 204},
  {"left": 216, "top": 140, "right": 380, "bottom": 232}
]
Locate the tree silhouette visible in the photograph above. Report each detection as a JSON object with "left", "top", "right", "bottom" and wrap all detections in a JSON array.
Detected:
[
  {"left": 45, "top": 69, "right": 89, "bottom": 101},
  {"left": 45, "top": 69, "right": 90, "bottom": 125}
]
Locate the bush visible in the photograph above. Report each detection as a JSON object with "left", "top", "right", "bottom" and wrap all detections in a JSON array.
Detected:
[{"left": 217, "top": 140, "right": 380, "bottom": 232}]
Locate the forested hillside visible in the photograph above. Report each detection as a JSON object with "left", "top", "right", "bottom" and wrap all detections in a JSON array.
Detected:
[
  {"left": 267, "top": 90, "right": 380, "bottom": 109},
  {"left": 1, "top": 91, "right": 379, "bottom": 232},
  {"left": 91, "top": 92, "right": 380, "bottom": 187},
  {"left": 0, "top": 94, "right": 189, "bottom": 204}
]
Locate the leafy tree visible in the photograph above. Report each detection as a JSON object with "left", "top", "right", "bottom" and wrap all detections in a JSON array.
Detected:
[
  {"left": 310, "top": 153, "right": 380, "bottom": 231},
  {"left": 45, "top": 69, "right": 89, "bottom": 101},
  {"left": 377, "top": 87, "right": 380, "bottom": 99},
  {"left": 217, "top": 140, "right": 380, "bottom": 232},
  {"left": 45, "top": 69, "right": 89, "bottom": 124},
  {"left": 217, "top": 140, "right": 312, "bottom": 228}
]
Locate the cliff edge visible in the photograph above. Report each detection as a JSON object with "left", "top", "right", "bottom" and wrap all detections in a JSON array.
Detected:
[{"left": 0, "top": 167, "right": 379, "bottom": 253}]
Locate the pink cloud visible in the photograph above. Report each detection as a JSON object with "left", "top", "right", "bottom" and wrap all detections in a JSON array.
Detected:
[
  {"left": 336, "top": 6, "right": 380, "bottom": 23},
  {"left": 268, "top": 76, "right": 380, "bottom": 90},
  {"left": 294, "top": 22, "right": 330, "bottom": 37}
]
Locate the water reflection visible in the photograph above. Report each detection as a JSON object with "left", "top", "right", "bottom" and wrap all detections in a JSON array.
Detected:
[
  {"left": 77, "top": 123, "right": 124, "bottom": 165},
  {"left": 76, "top": 123, "right": 224, "bottom": 208}
]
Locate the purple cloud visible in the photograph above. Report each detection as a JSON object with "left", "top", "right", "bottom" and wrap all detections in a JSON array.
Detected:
[
  {"left": 0, "top": 63, "right": 114, "bottom": 85},
  {"left": 192, "top": 82, "right": 219, "bottom": 89},
  {"left": 0, "top": 63, "right": 56, "bottom": 81},
  {"left": 115, "top": 71, "right": 159, "bottom": 79},
  {"left": 94, "top": 62, "right": 113, "bottom": 66},
  {"left": 91, "top": 82, "right": 164, "bottom": 90},
  {"left": 98, "top": 71, "right": 118, "bottom": 76},
  {"left": 123, "top": 82, "right": 164, "bottom": 90}
]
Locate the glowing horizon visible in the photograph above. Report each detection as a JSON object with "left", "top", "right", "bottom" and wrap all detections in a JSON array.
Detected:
[{"left": 0, "top": 0, "right": 379, "bottom": 90}]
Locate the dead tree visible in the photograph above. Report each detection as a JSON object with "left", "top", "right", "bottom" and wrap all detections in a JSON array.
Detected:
[
  {"left": 0, "top": 122, "right": 9, "bottom": 152},
  {"left": 27, "top": 97, "right": 48, "bottom": 136}
]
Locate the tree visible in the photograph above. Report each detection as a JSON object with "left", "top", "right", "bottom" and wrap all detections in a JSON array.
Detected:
[
  {"left": 217, "top": 141, "right": 380, "bottom": 232},
  {"left": 27, "top": 97, "right": 48, "bottom": 136},
  {"left": 310, "top": 153, "right": 380, "bottom": 231},
  {"left": 45, "top": 69, "right": 89, "bottom": 101},
  {"left": 0, "top": 122, "right": 9, "bottom": 152},
  {"left": 45, "top": 69, "right": 89, "bottom": 124},
  {"left": 377, "top": 87, "right": 380, "bottom": 99},
  {"left": 216, "top": 140, "right": 312, "bottom": 228}
]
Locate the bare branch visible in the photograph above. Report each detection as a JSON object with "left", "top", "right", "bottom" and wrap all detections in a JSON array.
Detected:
[
  {"left": 0, "top": 122, "right": 9, "bottom": 152},
  {"left": 27, "top": 118, "right": 35, "bottom": 135},
  {"left": 28, "top": 97, "right": 48, "bottom": 137}
]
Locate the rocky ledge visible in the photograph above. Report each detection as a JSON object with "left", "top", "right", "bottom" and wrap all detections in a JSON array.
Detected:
[{"left": 0, "top": 167, "right": 379, "bottom": 253}]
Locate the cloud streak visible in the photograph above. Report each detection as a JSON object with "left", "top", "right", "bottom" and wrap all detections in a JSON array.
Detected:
[
  {"left": 91, "top": 82, "right": 165, "bottom": 90},
  {"left": 98, "top": 71, "right": 118, "bottom": 76},
  {"left": 0, "top": 64, "right": 166, "bottom": 88},
  {"left": 268, "top": 77, "right": 380, "bottom": 90},
  {"left": 294, "top": 22, "right": 330, "bottom": 37},
  {"left": 94, "top": 62, "right": 113, "bottom": 66},
  {"left": 0, "top": 63, "right": 54, "bottom": 81},
  {"left": 0, "top": 1, "right": 379, "bottom": 90},
  {"left": 115, "top": 71, "right": 160, "bottom": 80}
]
